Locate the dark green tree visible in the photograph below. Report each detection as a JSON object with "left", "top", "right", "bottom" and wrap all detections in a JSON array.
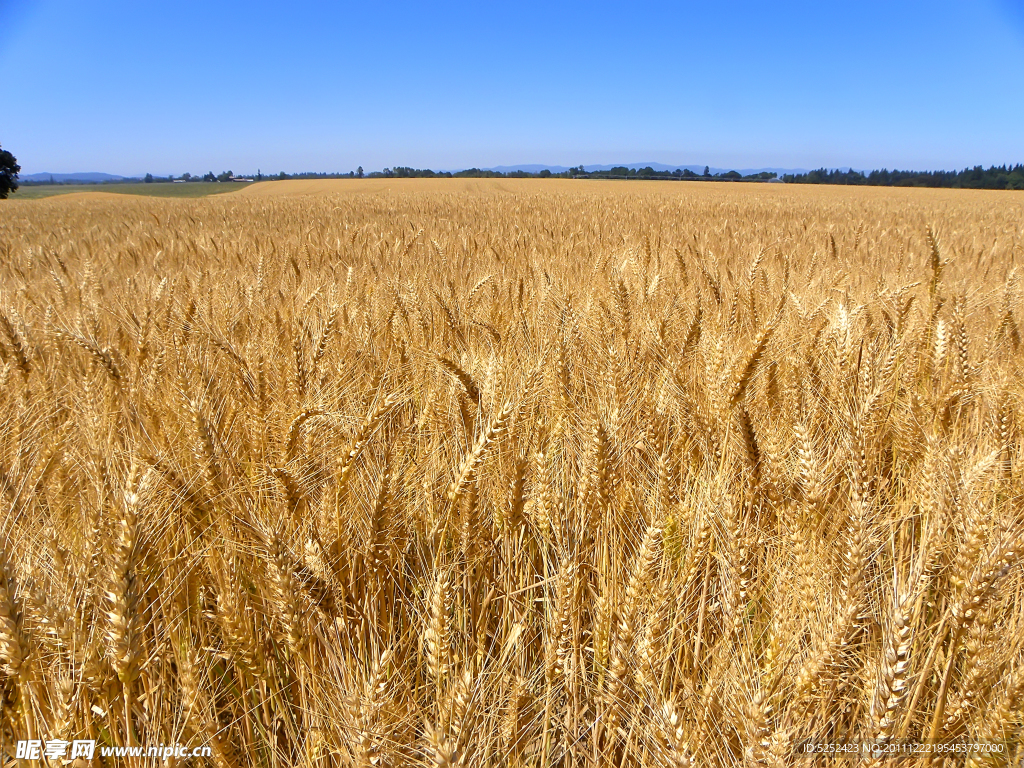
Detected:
[
  {"left": 703, "top": 166, "right": 710, "bottom": 177},
  {"left": 144, "top": 173, "right": 154, "bottom": 183},
  {"left": 356, "top": 166, "right": 364, "bottom": 178},
  {"left": 0, "top": 144, "right": 21, "bottom": 198}
]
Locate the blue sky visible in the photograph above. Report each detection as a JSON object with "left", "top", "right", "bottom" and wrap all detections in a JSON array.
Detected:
[{"left": 2, "top": 1, "right": 1023, "bottom": 175}]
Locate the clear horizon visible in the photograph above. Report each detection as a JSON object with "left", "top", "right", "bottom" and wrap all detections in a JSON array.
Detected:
[{"left": 2, "top": 1, "right": 1023, "bottom": 177}]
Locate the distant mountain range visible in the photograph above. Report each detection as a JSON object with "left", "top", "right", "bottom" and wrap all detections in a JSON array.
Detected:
[{"left": 22, "top": 172, "right": 126, "bottom": 183}]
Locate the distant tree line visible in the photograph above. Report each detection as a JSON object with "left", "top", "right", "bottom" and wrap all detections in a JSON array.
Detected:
[
  {"left": 10, "top": 154, "right": 1023, "bottom": 191},
  {"left": 22, "top": 171, "right": 248, "bottom": 186},
  {"left": 363, "top": 165, "right": 778, "bottom": 181},
  {"left": 783, "top": 164, "right": 1024, "bottom": 190},
  {"left": 374, "top": 167, "right": 515, "bottom": 178},
  {"left": 70, "top": 166, "right": 777, "bottom": 182},
  {"left": 583, "top": 166, "right": 777, "bottom": 181}
]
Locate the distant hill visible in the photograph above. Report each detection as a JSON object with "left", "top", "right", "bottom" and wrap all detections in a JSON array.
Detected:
[
  {"left": 483, "top": 164, "right": 575, "bottom": 174},
  {"left": 22, "top": 172, "right": 126, "bottom": 183}
]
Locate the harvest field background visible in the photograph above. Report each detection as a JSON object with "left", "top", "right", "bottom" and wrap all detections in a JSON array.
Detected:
[
  {"left": 1, "top": 180, "right": 1024, "bottom": 765},
  {"left": 11, "top": 182, "right": 252, "bottom": 201}
]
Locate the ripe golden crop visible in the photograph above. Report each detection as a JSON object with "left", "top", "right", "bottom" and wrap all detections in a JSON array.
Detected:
[{"left": 1, "top": 180, "right": 1022, "bottom": 765}]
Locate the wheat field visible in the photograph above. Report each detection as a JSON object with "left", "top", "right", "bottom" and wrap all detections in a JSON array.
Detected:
[{"left": 1, "top": 180, "right": 1023, "bottom": 766}]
